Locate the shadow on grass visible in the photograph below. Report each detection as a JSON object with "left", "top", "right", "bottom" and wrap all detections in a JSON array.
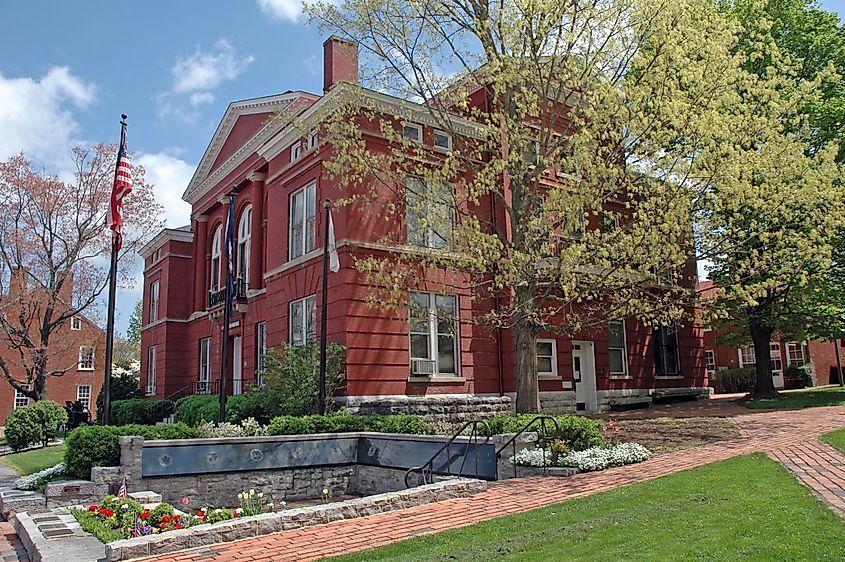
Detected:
[{"left": 744, "top": 386, "right": 845, "bottom": 410}]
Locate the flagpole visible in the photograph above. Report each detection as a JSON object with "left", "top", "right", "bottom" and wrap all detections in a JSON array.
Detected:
[
  {"left": 102, "top": 113, "right": 127, "bottom": 426},
  {"left": 318, "top": 199, "right": 331, "bottom": 415},
  {"left": 218, "top": 191, "right": 236, "bottom": 423}
]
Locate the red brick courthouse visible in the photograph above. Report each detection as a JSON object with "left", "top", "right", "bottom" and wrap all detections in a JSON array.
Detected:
[{"left": 140, "top": 38, "right": 708, "bottom": 415}]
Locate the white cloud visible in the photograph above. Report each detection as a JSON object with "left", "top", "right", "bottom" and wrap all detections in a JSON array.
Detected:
[
  {"left": 0, "top": 67, "right": 96, "bottom": 168},
  {"left": 172, "top": 40, "right": 254, "bottom": 95},
  {"left": 189, "top": 91, "right": 215, "bottom": 106},
  {"left": 136, "top": 152, "right": 194, "bottom": 228},
  {"left": 257, "top": 0, "right": 304, "bottom": 22}
]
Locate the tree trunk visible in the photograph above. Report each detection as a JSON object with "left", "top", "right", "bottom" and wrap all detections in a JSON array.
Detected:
[
  {"left": 33, "top": 349, "right": 48, "bottom": 401},
  {"left": 749, "top": 316, "right": 778, "bottom": 398},
  {"left": 514, "top": 287, "right": 540, "bottom": 413}
]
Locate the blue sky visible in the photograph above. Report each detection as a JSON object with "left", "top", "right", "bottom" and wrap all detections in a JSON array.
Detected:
[{"left": 1, "top": 0, "right": 843, "bottom": 333}]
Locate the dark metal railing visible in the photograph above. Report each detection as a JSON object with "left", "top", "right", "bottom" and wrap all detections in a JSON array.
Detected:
[
  {"left": 495, "top": 415, "right": 560, "bottom": 479},
  {"left": 207, "top": 278, "right": 248, "bottom": 309},
  {"left": 404, "top": 419, "right": 491, "bottom": 488}
]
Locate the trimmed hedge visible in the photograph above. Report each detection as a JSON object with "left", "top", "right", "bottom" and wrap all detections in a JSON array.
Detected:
[
  {"left": 176, "top": 391, "right": 285, "bottom": 426},
  {"left": 174, "top": 395, "right": 218, "bottom": 426},
  {"left": 785, "top": 364, "right": 813, "bottom": 390},
  {"left": 481, "top": 415, "right": 605, "bottom": 451},
  {"left": 111, "top": 399, "right": 175, "bottom": 426},
  {"left": 5, "top": 400, "right": 69, "bottom": 451},
  {"left": 266, "top": 413, "right": 433, "bottom": 436},
  {"left": 712, "top": 367, "right": 755, "bottom": 394},
  {"left": 64, "top": 423, "right": 199, "bottom": 479}
]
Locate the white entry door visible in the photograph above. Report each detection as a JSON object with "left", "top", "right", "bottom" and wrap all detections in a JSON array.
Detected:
[
  {"left": 572, "top": 341, "right": 598, "bottom": 412},
  {"left": 233, "top": 336, "right": 243, "bottom": 395},
  {"left": 770, "top": 342, "right": 785, "bottom": 389}
]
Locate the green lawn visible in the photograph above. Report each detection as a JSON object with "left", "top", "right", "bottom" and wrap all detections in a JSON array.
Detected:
[
  {"left": 822, "top": 429, "right": 845, "bottom": 455},
  {"left": 744, "top": 386, "right": 845, "bottom": 410},
  {"left": 2, "top": 444, "right": 65, "bottom": 475},
  {"left": 327, "top": 454, "right": 845, "bottom": 561}
]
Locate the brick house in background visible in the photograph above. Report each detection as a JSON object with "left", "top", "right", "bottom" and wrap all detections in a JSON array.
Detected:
[
  {"left": 139, "top": 37, "right": 707, "bottom": 415},
  {"left": 0, "top": 276, "right": 105, "bottom": 424},
  {"left": 699, "top": 280, "right": 842, "bottom": 388}
]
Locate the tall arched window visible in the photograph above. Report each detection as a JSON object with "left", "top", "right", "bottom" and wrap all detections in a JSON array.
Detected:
[
  {"left": 237, "top": 205, "right": 252, "bottom": 287},
  {"left": 210, "top": 225, "right": 222, "bottom": 292}
]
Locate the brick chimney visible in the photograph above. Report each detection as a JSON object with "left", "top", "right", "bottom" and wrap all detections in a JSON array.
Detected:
[{"left": 323, "top": 36, "right": 358, "bottom": 93}]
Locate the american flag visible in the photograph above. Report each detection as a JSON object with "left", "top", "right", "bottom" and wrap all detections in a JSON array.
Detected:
[
  {"left": 107, "top": 116, "right": 133, "bottom": 251},
  {"left": 117, "top": 476, "right": 128, "bottom": 498}
]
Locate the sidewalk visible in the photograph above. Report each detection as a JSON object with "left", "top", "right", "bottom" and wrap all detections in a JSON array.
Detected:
[{"left": 139, "top": 406, "right": 845, "bottom": 562}]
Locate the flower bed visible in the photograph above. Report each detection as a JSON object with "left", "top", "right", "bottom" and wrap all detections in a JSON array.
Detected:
[
  {"left": 511, "top": 442, "right": 652, "bottom": 472},
  {"left": 14, "top": 462, "right": 65, "bottom": 491}
]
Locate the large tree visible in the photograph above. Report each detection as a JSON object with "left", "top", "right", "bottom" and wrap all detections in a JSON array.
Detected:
[
  {"left": 703, "top": 0, "right": 845, "bottom": 397},
  {"left": 308, "top": 0, "right": 768, "bottom": 411},
  {"left": 0, "top": 145, "right": 162, "bottom": 401}
]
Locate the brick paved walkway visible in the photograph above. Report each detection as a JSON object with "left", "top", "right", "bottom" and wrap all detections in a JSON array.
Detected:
[
  {"left": 0, "top": 522, "right": 28, "bottom": 562},
  {"left": 130, "top": 406, "right": 845, "bottom": 562}
]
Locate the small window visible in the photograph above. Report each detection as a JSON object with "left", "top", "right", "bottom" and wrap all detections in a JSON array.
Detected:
[
  {"left": 149, "top": 280, "right": 160, "bottom": 322},
  {"left": 738, "top": 346, "right": 756, "bottom": 369},
  {"left": 146, "top": 346, "right": 157, "bottom": 395},
  {"left": 705, "top": 350, "right": 716, "bottom": 375},
  {"left": 289, "top": 182, "right": 317, "bottom": 260},
  {"left": 309, "top": 130, "right": 319, "bottom": 150},
  {"left": 13, "top": 390, "right": 29, "bottom": 410},
  {"left": 770, "top": 342, "right": 783, "bottom": 375},
  {"left": 654, "top": 325, "right": 679, "bottom": 376},
  {"left": 406, "top": 176, "right": 455, "bottom": 249},
  {"left": 608, "top": 320, "right": 628, "bottom": 376},
  {"left": 402, "top": 123, "right": 422, "bottom": 143},
  {"left": 78, "top": 346, "right": 95, "bottom": 371},
  {"left": 786, "top": 343, "right": 806, "bottom": 366},
  {"left": 536, "top": 340, "right": 557, "bottom": 376},
  {"left": 290, "top": 296, "right": 317, "bottom": 346},
  {"left": 70, "top": 316, "right": 82, "bottom": 331},
  {"left": 256, "top": 322, "right": 267, "bottom": 386},
  {"left": 433, "top": 130, "right": 451, "bottom": 150},
  {"left": 291, "top": 142, "right": 302, "bottom": 162},
  {"left": 602, "top": 213, "right": 620, "bottom": 233},
  {"left": 199, "top": 338, "right": 211, "bottom": 393},
  {"left": 409, "top": 292, "right": 459, "bottom": 376},
  {"left": 77, "top": 385, "right": 92, "bottom": 410}
]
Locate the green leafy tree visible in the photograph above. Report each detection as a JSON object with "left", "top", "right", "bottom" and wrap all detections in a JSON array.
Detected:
[
  {"left": 126, "top": 299, "right": 142, "bottom": 350},
  {"left": 263, "top": 342, "right": 346, "bottom": 416}
]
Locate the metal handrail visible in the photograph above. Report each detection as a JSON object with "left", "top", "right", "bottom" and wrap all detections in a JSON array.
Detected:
[
  {"left": 404, "top": 419, "right": 492, "bottom": 488},
  {"left": 495, "top": 415, "right": 560, "bottom": 479}
]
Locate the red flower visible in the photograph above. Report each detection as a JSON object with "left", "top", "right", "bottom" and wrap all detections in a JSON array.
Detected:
[
  {"left": 201, "top": 516, "right": 208, "bottom": 522},
  {"left": 174, "top": 523, "right": 183, "bottom": 529},
  {"left": 98, "top": 507, "right": 114, "bottom": 517},
  {"left": 172, "top": 514, "right": 180, "bottom": 521},
  {"left": 232, "top": 512, "right": 240, "bottom": 518},
  {"left": 88, "top": 505, "right": 98, "bottom": 512},
  {"left": 160, "top": 522, "right": 168, "bottom": 529},
  {"left": 140, "top": 510, "right": 151, "bottom": 520},
  {"left": 161, "top": 516, "right": 171, "bottom": 523}
]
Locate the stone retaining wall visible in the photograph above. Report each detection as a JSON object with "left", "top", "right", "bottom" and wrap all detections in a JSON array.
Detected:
[{"left": 338, "top": 394, "right": 513, "bottom": 425}]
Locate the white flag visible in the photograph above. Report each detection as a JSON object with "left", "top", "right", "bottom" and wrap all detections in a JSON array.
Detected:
[{"left": 328, "top": 208, "right": 340, "bottom": 273}]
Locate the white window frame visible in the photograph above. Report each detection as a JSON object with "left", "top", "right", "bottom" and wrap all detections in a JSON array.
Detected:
[
  {"left": 76, "top": 385, "right": 92, "bottom": 410},
  {"left": 705, "top": 349, "right": 716, "bottom": 375},
  {"left": 70, "top": 316, "right": 82, "bottom": 331},
  {"left": 78, "top": 346, "right": 95, "bottom": 371},
  {"left": 738, "top": 346, "right": 756, "bottom": 369},
  {"left": 308, "top": 130, "right": 319, "bottom": 150},
  {"left": 237, "top": 205, "right": 252, "bottom": 287},
  {"left": 256, "top": 322, "right": 267, "bottom": 386},
  {"left": 786, "top": 343, "right": 806, "bottom": 366},
  {"left": 405, "top": 176, "right": 455, "bottom": 249},
  {"left": 199, "top": 338, "right": 211, "bottom": 392},
  {"left": 289, "top": 182, "right": 317, "bottom": 260},
  {"left": 409, "top": 291, "right": 460, "bottom": 377},
  {"left": 210, "top": 225, "right": 222, "bottom": 292},
  {"left": 770, "top": 342, "right": 783, "bottom": 376},
  {"left": 146, "top": 346, "right": 156, "bottom": 396},
  {"left": 536, "top": 339, "right": 558, "bottom": 377},
  {"left": 13, "top": 390, "right": 29, "bottom": 410},
  {"left": 608, "top": 320, "right": 628, "bottom": 376},
  {"left": 291, "top": 141, "right": 302, "bottom": 162},
  {"left": 402, "top": 122, "right": 423, "bottom": 143},
  {"left": 433, "top": 130, "right": 452, "bottom": 150},
  {"left": 149, "top": 280, "right": 160, "bottom": 323},
  {"left": 289, "top": 295, "right": 317, "bottom": 346}
]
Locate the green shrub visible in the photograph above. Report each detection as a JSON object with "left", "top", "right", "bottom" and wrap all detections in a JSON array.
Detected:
[
  {"left": 263, "top": 342, "right": 346, "bottom": 416},
  {"left": 225, "top": 391, "right": 276, "bottom": 425},
  {"left": 64, "top": 423, "right": 200, "bottom": 478},
  {"left": 111, "top": 399, "right": 175, "bottom": 426},
  {"left": 481, "top": 415, "right": 604, "bottom": 451},
  {"left": 712, "top": 367, "right": 756, "bottom": 394},
  {"left": 364, "top": 414, "right": 433, "bottom": 435},
  {"left": 5, "top": 400, "right": 69, "bottom": 451},
  {"left": 175, "top": 395, "right": 218, "bottom": 426},
  {"left": 265, "top": 413, "right": 431, "bottom": 436},
  {"left": 4, "top": 405, "right": 42, "bottom": 451},
  {"left": 96, "top": 371, "right": 142, "bottom": 422},
  {"left": 785, "top": 364, "right": 814, "bottom": 390}
]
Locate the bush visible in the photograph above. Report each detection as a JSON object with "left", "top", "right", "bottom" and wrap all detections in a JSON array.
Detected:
[
  {"left": 199, "top": 418, "right": 266, "bottom": 438},
  {"left": 481, "top": 415, "right": 604, "bottom": 451},
  {"left": 111, "top": 399, "right": 175, "bottom": 426},
  {"left": 175, "top": 395, "right": 218, "bottom": 426},
  {"left": 712, "top": 367, "right": 756, "bottom": 394},
  {"left": 226, "top": 391, "right": 277, "bottom": 425},
  {"left": 263, "top": 342, "right": 346, "bottom": 416},
  {"left": 96, "top": 371, "right": 142, "bottom": 422},
  {"left": 64, "top": 423, "right": 200, "bottom": 478},
  {"left": 266, "top": 413, "right": 432, "bottom": 436},
  {"left": 785, "top": 365, "right": 814, "bottom": 390},
  {"left": 5, "top": 400, "right": 69, "bottom": 451}
]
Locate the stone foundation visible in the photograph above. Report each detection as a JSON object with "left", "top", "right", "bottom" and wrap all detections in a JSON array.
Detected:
[{"left": 338, "top": 394, "right": 513, "bottom": 425}]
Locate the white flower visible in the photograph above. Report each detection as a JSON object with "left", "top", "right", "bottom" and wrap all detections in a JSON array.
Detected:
[
  {"left": 237, "top": 493, "right": 243, "bottom": 500},
  {"left": 249, "top": 488, "right": 255, "bottom": 496},
  {"left": 235, "top": 507, "right": 244, "bottom": 515},
  {"left": 322, "top": 488, "right": 329, "bottom": 496},
  {"left": 510, "top": 443, "right": 651, "bottom": 472},
  {"left": 214, "top": 509, "right": 222, "bottom": 513},
  {"left": 280, "top": 501, "right": 286, "bottom": 507},
  {"left": 257, "top": 492, "right": 263, "bottom": 498},
  {"left": 121, "top": 504, "right": 129, "bottom": 510},
  {"left": 14, "top": 463, "right": 65, "bottom": 491}
]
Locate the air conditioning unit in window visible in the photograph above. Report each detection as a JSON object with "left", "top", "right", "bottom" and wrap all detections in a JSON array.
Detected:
[{"left": 411, "top": 359, "right": 436, "bottom": 376}]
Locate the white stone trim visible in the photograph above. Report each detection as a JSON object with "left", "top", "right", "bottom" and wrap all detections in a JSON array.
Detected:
[
  {"left": 139, "top": 228, "right": 194, "bottom": 258},
  {"left": 141, "top": 317, "right": 189, "bottom": 331}
]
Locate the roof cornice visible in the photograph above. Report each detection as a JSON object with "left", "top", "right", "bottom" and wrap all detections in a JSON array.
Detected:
[{"left": 139, "top": 228, "right": 195, "bottom": 259}]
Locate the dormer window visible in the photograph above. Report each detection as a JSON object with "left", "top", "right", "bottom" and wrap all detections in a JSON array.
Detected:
[
  {"left": 309, "top": 130, "right": 319, "bottom": 150},
  {"left": 70, "top": 317, "right": 82, "bottom": 331},
  {"left": 403, "top": 123, "right": 422, "bottom": 143},
  {"left": 433, "top": 130, "right": 451, "bottom": 150},
  {"left": 291, "top": 142, "right": 303, "bottom": 162}
]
